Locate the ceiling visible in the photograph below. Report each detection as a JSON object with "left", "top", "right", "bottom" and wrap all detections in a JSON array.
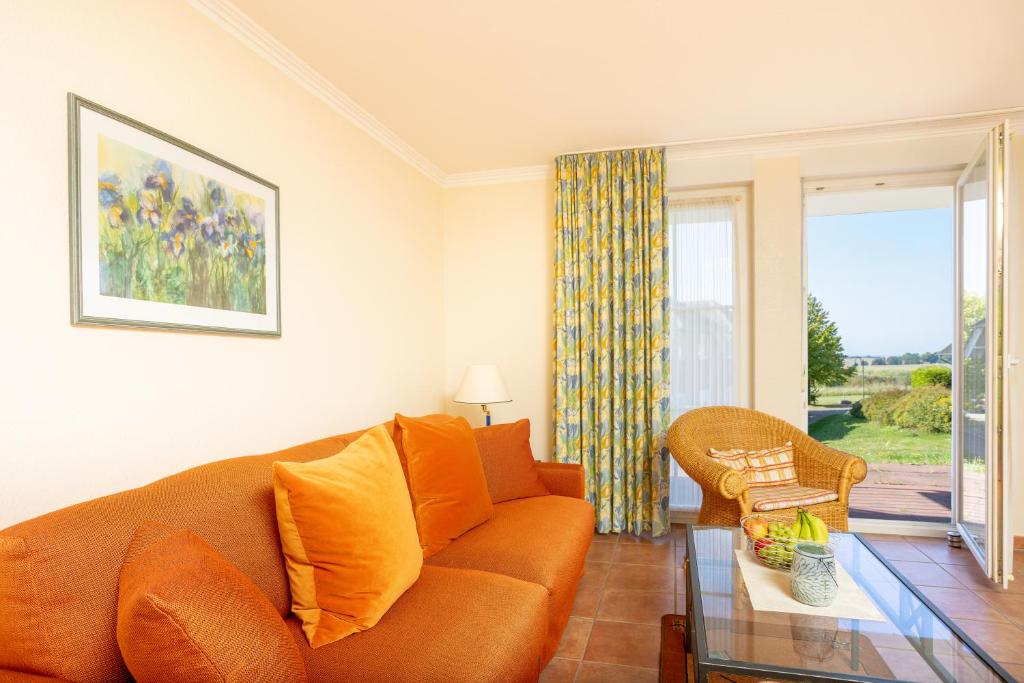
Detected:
[{"left": 228, "top": 0, "right": 1024, "bottom": 175}]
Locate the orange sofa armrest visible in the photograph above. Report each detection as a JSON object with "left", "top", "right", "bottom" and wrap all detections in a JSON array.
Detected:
[
  {"left": 0, "top": 672, "right": 73, "bottom": 682},
  {"left": 535, "top": 461, "right": 585, "bottom": 499}
]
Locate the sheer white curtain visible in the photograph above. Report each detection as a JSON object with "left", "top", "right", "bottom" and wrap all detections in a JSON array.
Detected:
[{"left": 669, "top": 197, "right": 739, "bottom": 510}]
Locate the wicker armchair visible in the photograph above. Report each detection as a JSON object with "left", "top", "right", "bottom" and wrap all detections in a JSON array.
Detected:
[{"left": 667, "top": 406, "right": 867, "bottom": 531}]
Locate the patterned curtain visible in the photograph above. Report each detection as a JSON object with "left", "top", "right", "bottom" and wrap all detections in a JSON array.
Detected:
[{"left": 553, "top": 147, "right": 671, "bottom": 536}]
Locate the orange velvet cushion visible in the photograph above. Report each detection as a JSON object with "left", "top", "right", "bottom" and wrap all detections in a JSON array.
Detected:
[
  {"left": 273, "top": 424, "right": 423, "bottom": 648},
  {"left": 116, "top": 521, "right": 307, "bottom": 683},
  {"left": 473, "top": 419, "right": 549, "bottom": 503},
  {"left": 394, "top": 413, "right": 495, "bottom": 557}
]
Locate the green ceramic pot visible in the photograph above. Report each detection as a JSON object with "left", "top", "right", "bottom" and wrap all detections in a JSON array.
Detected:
[{"left": 790, "top": 542, "right": 838, "bottom": 607}]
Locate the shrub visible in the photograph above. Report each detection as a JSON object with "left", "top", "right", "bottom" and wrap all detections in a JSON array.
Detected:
[
  {"left": 860, "top": 389, "right": 909, "bottom": 426},
  {"left": 892, "top": 385, "right": 952, "bottom": 433},
  {"left": 911, "top": 365, "right": 953, "bottom": 389},
  {"left": 849, "top": 400, "right": 864, "bottom": 418}
]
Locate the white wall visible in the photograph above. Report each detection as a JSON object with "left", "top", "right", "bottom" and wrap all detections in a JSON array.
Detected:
[
  {"left": 751, "top": 157, "right": 806, "bottom": 428},
  {"left": 0, "top": 1, "right": 445, "bottom": 527},
  {"left": 442, "top": 180, "right": 554, "bottom": 457}
]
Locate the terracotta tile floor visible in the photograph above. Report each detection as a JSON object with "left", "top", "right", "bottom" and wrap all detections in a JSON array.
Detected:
[{"left": 540, "top": 526, "right": 1024, "bottom": 682}]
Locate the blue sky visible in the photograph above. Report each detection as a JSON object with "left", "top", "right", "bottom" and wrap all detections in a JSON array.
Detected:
[{"left": 807, "top": 208, "right": 953, "bottom": 357}]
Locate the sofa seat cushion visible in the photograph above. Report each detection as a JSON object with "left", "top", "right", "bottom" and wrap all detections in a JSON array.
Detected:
[
  {"left": 749, "top": 484, "right": 839, "bottom": 512},
  {"left": 424, "top": 495, "right": 594, "bottom": 662},
  {"left": 292, "top": 565, "right": 547, "bottom": 683}
]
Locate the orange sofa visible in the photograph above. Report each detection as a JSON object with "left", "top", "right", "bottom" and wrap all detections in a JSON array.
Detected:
[{"left": 0, "top": 423, "right": 594, "bottom": 682}]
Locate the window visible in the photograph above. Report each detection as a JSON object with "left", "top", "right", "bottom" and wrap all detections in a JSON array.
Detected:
[{"left": 668, "top": 189, "right": 750, "bottom": 510}]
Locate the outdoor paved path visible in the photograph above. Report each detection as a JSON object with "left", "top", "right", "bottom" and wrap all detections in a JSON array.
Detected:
[{"left": 807, "top": 406, "right": 850, "bottom": 425}]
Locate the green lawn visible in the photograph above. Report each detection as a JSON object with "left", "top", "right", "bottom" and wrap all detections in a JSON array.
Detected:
[{"left": 808, "top": 413, "right": 951, "bottom": 465}]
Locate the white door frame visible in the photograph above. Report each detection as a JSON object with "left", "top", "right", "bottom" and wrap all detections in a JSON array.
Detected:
[
  {"left": 802, "top": 169, "right": 961, "bottom": 535},
  {"left": 953, "top": 122, "right": 1012, "bottom": 587}
]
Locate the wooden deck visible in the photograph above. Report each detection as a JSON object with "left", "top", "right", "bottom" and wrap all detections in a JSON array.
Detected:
[{"left": 849, "top": 463, "right": 951, "bottom": 523}]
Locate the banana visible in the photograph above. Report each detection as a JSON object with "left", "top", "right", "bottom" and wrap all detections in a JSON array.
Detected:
[
  {"left": 789, "top": 517, "right": 802, "bottom": 537},
  {"left": 798, "top": 511, "right": 813, "bottom": 540},
  {"left": 807, "top": 511, "right": 830, "bottom": 544}
]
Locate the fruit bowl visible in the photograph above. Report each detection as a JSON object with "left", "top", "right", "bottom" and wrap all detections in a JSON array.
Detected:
[{"left": 740, "top": 510, "right": 839, "bottom": 572}]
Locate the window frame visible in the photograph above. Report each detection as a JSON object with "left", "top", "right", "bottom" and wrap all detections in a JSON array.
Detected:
[{"left": 667, "top": 185, "right": 753, "bottom": 410}]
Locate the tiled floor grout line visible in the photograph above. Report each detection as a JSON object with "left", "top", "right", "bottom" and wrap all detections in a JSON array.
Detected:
[{"left": 572, "top": 532, "right": 617, "bottom": 681}]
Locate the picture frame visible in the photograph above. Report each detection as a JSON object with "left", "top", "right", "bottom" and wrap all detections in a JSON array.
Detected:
[{"left": 68, "top": 93, "right": 281, "bottom": 336}]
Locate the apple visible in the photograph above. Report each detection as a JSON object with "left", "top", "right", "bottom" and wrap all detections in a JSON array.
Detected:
[{"left": 744, "top": 517, "right": 770, "bottom": 540}]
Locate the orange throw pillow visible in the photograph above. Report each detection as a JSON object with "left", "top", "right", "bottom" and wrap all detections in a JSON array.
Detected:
[
  {"left": 394, "top": 413, "right": 495, "bottom": 557},
  {"left": 116, "top": 521, "right": 307, "bottom": 683},
  {"left": 273, "top": 424, "right": 423, "bottom": 648},
  {"left": 473, "top": 419, "right": 549, "bottom": 503}
]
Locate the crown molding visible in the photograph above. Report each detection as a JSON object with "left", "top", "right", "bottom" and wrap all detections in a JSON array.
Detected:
[
  {"left": 554, "top": 108, "right": 1024, "bottom": 163},
  {"left": 460, "top": 108, "right": 1024, "bottom": 186},
  {"left": 662, "top": 108, "right": 1024, "bottom": 162},
  {"left": 443, "top": 164, "right": 551, "bottom": 188},
  {"left": 187, "top": 0, "right": 446, "bottom": 184},
  {"left": 187, "top": 0, "right": 1024, "bottom": 189}
]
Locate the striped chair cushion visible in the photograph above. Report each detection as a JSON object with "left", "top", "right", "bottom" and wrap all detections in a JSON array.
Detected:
[
  {"left": 706, "top": 448, "right": 749, "bottom": 472},
  {"left": 743, "top": 442, "right": 798, "bottom": 488},
  {"left": 749, "top": 485, "right": 839, "bottom": 512}
]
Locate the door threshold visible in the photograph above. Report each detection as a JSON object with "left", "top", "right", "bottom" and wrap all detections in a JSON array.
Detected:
[{"left": 849, "top": 517, "right": 951, "bottom": 538}]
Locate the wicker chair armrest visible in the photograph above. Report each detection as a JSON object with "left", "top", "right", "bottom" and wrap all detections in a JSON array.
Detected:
[
  {"left": 674, "top": 447, "right": 749, "bottom": 501},
  {"left": 788, "top": 429, "right": 867, "bottom": 502}
]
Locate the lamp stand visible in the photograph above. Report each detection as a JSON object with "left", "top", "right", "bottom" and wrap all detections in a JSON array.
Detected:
[{"left": 480, "top": 404, "right": 491, "bottom": 427}]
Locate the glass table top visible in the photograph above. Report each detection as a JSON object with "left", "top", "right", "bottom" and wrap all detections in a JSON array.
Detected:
[{"left": 686, "top": 526, "right": 1011, "bottom": 682}]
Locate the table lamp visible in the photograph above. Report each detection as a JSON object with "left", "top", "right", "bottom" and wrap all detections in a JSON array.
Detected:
[{"left": 454, "top": 364, "right": 511, "bottom": 426}]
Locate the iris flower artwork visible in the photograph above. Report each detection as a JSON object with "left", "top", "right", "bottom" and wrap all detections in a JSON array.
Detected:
[
  {"left": 70, "top": 94, "right": 280, "bottom": 335},
  {"left": 97, "top": 137, "right": 267, "bottom": 313}
]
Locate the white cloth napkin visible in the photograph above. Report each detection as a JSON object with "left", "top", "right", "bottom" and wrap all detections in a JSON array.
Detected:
[{"left": 734, "top": 549, "right": 885, "bottom": 621}]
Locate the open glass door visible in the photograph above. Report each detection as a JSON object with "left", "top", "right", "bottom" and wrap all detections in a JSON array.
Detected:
[{"left": 953, "top": 121, "right": 1011, "bottom": 587}]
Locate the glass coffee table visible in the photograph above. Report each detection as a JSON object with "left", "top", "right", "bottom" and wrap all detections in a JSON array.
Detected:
[{"left": 683, "top": 526, "right": 1014, "bottom": 682}]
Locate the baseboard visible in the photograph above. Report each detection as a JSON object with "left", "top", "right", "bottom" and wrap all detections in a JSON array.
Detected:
[{"left": 669, "top": 508, "right": 699, "bottom": 525}]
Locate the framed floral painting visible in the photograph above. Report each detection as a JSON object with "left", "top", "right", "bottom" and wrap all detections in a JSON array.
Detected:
[{"left": 68, "top": 94, "right": 280, "bottom": 336}]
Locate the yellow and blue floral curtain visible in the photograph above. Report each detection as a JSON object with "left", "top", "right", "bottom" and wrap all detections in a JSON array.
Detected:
[{"left": 553, "top": 147, "right": 671, "bottom": 535}]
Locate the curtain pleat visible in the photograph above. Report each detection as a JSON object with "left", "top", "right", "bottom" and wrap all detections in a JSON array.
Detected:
[{"left": 553, "top": 148, "right": 670, "bottom": 535}]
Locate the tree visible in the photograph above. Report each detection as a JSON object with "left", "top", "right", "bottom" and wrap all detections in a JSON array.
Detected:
[
  {"left": 962, "top": 293, "right": 985, "bottom": 342},
  {"left": 871, "top": 358, "right": 886, "bottom": 366},
  {"left": 807, "top": 294, "right": 856, "bottom": 403}
]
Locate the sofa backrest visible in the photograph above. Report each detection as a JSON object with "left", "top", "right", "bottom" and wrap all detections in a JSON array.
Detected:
[{"left": 0, "top": 427, "right": 370, "bottom": 682}]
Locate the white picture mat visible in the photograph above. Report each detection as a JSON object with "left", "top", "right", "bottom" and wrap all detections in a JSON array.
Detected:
[
  {"left": 76, "top": 106, "right": 279, "bottom": 333},
  {"left": 735, "top": 549, "right": 885, "bottom": 621}
]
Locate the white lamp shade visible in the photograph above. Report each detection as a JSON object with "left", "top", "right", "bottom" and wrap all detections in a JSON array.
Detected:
[{"left": 454, "top": 365, "right": 512, "bottom": 405}]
